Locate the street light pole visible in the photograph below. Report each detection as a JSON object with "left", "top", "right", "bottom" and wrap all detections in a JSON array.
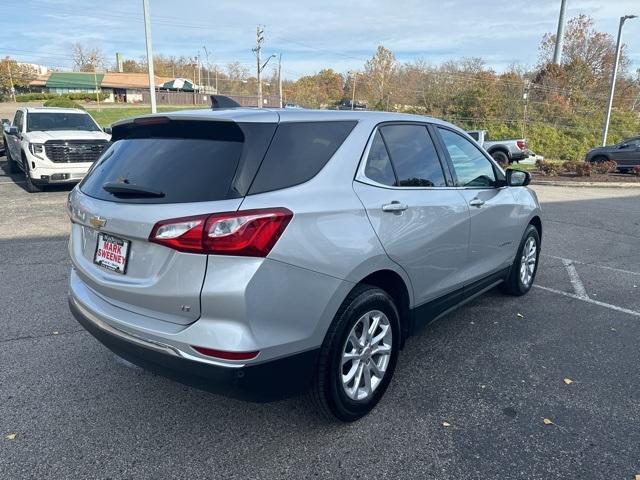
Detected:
[
  {"left": 142, "top": 0, "right": 157, "bottom": 113},
  {"left": 601, "top": 14, "right": 637, "bottom": 146},
  {"left": 552, "top": 0, "right": 568, "bottom": 64}
]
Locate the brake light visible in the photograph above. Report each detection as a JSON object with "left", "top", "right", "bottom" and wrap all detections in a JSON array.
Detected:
[
  {"left": 149, "top": 208, "right": 293, "bottom": 257},
  {"left": 191, "top": 345, "right": 259, "bottom": 361},
  {"left": 517, "top": 140, "right": 526, "bottom": 150}
]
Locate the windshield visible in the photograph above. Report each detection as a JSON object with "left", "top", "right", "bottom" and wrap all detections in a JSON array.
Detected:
[{"left": 27, "top": 112, "right": 100, "bottom": 132}]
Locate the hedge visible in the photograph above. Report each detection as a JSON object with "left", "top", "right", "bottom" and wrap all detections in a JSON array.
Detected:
[{"left": 15, "top": 92, "right": 110, "bottom": 102}]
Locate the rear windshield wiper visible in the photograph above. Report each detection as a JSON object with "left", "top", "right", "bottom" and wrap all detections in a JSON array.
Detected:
[{"left": 102, "top": 181, "right": 165, "bottom": 198}]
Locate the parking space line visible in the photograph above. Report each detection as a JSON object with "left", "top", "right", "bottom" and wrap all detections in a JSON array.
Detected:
[
  {"left": 562, "top": 258, "right": 589, "bottom": 299},
  {"left": 534, "top": 285, "right": 640, "bottom": 318},
  {"left": 543, "top": 254, "right": 640, "bottom": 277}
]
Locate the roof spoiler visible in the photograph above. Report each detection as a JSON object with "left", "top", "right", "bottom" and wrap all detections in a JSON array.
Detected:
[{"left": 210, "top": 95, "right": 243, "bottom": 109}]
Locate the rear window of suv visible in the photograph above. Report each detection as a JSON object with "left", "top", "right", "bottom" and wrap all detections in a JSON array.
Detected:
[
  {"left": 80, "top": 119, "right": 356, "bottom": 204},
  {"left": 80, "top": 120, "right": 276, "bottom": 204}
]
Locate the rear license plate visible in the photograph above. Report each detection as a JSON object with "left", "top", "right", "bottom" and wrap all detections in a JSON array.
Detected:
[{"left": 94, "top": 233, "right": 130, "bottom": 274}]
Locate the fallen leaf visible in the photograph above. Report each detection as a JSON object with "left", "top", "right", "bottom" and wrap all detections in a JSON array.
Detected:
[
  {"left": 516, "top": 313, "right": 524, "bottom": 318},
  {"left": 5, "top": 433, "right": 16, "bottom": 440},
  {"left": 610, "top": 328, "right": 617, "bottom": 332},
  {"left": 480, "top": 385, "right": 486, "bottom": 389},
  {"left": 563, "top": 378, "right": 573, "bottom": 385},
  {"left": 442, "top": 421, "right": 451, "bottom": 427},
  {"left": 543, "top": 418, "right": 554, "bottom": 425},
  {"left": 52, "top": 331, "right": 59, "bottom": 335},
  {"left": 634, "top": 475, "right": 640, "bottom": 480}
]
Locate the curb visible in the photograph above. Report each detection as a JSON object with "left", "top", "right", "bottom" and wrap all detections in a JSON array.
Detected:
[{"left": 532, "top": 180, "right": 640, "bottom": 188}]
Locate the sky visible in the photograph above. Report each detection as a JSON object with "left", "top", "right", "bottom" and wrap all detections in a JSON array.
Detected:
[{"left": 2, "top": 0, "right": 639, "bottom": 80}]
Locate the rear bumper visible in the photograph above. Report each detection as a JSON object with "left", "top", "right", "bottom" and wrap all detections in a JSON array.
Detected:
[{"left": 69, "top": 295, "right": 319, "bottom": 402}]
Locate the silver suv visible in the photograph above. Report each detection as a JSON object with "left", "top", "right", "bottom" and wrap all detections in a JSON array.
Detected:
[{"left": 68, "top": 109, "right": 542, "bottom": 421}]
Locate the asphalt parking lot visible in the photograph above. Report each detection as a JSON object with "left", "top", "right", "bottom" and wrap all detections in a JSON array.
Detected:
[{"left": 1, "top": 156, "right": 639, "bottom": 480}]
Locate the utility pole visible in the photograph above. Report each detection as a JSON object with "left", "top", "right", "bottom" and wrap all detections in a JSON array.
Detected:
[
  {"left": 522, "top": 80, "right": 530, "bottom": 139},
  {"left": 6, "top": 60, "right": 16, "bottom": 102},
  {"left": 252, "top": 26, "right": 275, "bottom": 108},
  {"left": 552, "top": 0, "right": 568, "bottom": 64},
  {"left": 253, "top": 26, "right": 264, "bottom": 108},
  {"left": 142, "top": 0, "right": 157, "bottom": 113},
  {"left": 602, "top": 14, "right": 637, "bottom": 146},
  {"left": 278, "top": 53, "right": 283, "bottom": 108},
  {"left": 203, "top": 46, "right": 211, "bottom": 91},
  {"left": 350, "top": 72, "right": 357, "bottom": 110}
]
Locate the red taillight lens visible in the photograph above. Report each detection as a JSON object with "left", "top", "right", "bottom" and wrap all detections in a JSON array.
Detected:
[
  {"left": 149, "top": 208, "right": 293, "bottom": 257},
  {"left": 517, "top": 140, "right": 526, "bottom": 150},
  {"left": 191, "top": 345, "right": 259, "bottom": 361}
]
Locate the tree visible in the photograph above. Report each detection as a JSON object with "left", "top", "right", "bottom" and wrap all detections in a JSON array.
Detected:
[
  {"left": 72, "top": 43, "right": 106, "bottom": 72},
  {"left": 0, "top": 57, "right": 38, "bottom": 98},
  {"left": 121, "top": 59, "right": 145, "bottom": 73},
  {"left": 538, "top": 15, "right": 628, "bottom": 80},
  {"left": 364, "top": 45, "right": 397, "bottom": 109}
]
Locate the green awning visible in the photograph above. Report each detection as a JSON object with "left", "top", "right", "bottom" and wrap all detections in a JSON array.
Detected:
[
  {"left": 46, "top": 72, "right": 104, "bottom": 89},
  {"left": 161, "top": 78, "right": 195, "bottom": 91}
]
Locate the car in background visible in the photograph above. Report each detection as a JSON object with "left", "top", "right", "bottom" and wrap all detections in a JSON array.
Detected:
[
  {"left": 337, "top": 100, "right": 367, "bottom": 110},
  {"left": 3, "top": 107, "right": 110, "bottom": 192},
  {"left": 467, "top": 129, "right": 529, "bottom": 165},
  {"left": 68, "top": 108, "right": 542, "bottom": 421},
  {"left": 585, "top": 136, "right": 640, "bottom": 172}
]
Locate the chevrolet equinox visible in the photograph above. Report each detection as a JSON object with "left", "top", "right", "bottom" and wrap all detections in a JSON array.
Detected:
[{"left": 68, "top": 109, "right": 542, "bottom": 421}]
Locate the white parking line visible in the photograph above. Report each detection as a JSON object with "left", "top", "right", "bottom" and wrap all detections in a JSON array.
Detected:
[
  {"left": 534, "top": 285, "right": 640, "bottom": 318},
  {"left": 561, "top": 258, "right": 590, "bottom": 299},
  {"left": 544, "top": 254, "right": 640, "bottom": 277}
]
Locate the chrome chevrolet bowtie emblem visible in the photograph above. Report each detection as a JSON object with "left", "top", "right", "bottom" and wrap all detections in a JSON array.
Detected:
[{"left": 89, "top": 216, "right": 107, "bottom": 229}]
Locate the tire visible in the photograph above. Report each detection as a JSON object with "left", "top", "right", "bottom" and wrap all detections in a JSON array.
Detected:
[
  {"left": 491, "top": 150, "right": 509, "bottom": 165},
  {"left": 309, "top": 284, "right": 401, "bottom": 422},
  {"left": 22, "top": 153, "right": 43, "bottom": 193},
  {"left": 590, "top": 155, "right": 607, "bottom": 164},
  {"left": 501, "top": 224, "right": 540, "bottom": 296}
]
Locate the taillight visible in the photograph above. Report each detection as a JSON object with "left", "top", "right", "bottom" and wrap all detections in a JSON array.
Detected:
[
  {"left": 191, "top": 345, "right": 259, "bottom": 361},
  {"left": 149, "top": 208, "right": 293, "bottom": 257},
  {"left": 517, "top": 140, "right": 526, "bottom": 150}
]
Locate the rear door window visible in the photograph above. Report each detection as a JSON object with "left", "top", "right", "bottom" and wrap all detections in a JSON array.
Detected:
[
  {"left": 379, "top": 124, "right": 446, "bottom": 187},
  {"left": 248, "top": 121, "right": 356, "bottom": 194},
  {"left": 80, "top": 120, "right": 276, "bottom": 204}
]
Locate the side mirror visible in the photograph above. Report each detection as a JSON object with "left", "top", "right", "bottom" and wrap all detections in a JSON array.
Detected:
[
  {"left": 103, "top": 126, "right": 112, "bottom": 135},
  {"left": 619, "top": 143, "right": 630, "bottom": 149},
  {"left": 8, "top": 126, "right": 18, "bottom": 136},
  {"left": 506, "top": 169, "right": 531, "bottom": 187}
]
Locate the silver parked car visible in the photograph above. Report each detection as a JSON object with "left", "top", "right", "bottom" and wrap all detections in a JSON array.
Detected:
[{"left": 67, "top": 109, "right": 542, "bottom": 421}]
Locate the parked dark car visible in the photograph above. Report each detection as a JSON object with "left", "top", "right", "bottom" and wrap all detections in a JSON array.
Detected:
[{"left": 585, "top": 136, "right": 640, "bottom": 172}]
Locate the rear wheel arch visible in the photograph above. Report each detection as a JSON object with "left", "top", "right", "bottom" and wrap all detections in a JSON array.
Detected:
[
  {"left": 355, "top": 269, "right": 411, "bottom": 347},
  {"left": 590, "top": 155, "right": 609, "bottom": 163}
]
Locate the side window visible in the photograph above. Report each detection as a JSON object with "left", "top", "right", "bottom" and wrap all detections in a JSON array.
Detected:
[
  {"left": 249, "top": 121, "right": 356, "bottom": 194},
  {"left": 364, "top": 131, "right": 396, "bottom": 186},
  {"left": 438, "top": 128, "right": 497, "bottom": 187},
  {"left": 14, "top": 111, "right": 23, "bottom": 131},
  {"left": 379, "top": 124, "right": 446, "bottom": 187}
]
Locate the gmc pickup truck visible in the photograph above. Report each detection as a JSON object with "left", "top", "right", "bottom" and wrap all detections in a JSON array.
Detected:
[
  {"left": 467, "top": 129, "right": 529, "bottom": 164},
  {"left": 3, "top": 107, "right": 110, "bottom": 192}
]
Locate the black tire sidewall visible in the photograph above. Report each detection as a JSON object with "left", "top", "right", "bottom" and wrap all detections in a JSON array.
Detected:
[
  {"left": 325, "top": 288, "right": 400, "bottom": 421},
  {"left": 492, "top": 151, "right": 509, "bottom": 164}
]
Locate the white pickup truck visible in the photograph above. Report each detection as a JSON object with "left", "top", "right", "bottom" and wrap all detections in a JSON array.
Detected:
[
  {"left": 467, "top": 129, "right": 529, "bottom": 165},
  {"left": 2, "top": 107, "right": 110, "bottom": 192}
]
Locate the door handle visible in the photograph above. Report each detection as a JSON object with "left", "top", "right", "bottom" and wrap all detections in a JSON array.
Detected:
[
  {"left": 382, "top": 201, "right": 408, "bottom": 213},
  {"left": 469, "top": 198, "right": 485, "bottom": 207}
]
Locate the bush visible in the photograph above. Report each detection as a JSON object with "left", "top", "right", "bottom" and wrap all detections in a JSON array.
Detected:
[
  {"left": 561, "top": 160, "right": 591, "bottom": 177},
  {"left": 15, "top": 92, "right": 57, "bottom": 102},
  {"left": 632, "top": 165, "right": 640, "bottom": 177},
  {"left": 43, "top": 97, "right": 85, "bottom": 109},
  {"left": 66, "top": 92, "right": 110, "bottom": 102},
  {"left": 590, "top": 159, "right": 617, "bottom": 175},
  {"left": 536, "top": 159, "right": 560, "bottom": 176}
]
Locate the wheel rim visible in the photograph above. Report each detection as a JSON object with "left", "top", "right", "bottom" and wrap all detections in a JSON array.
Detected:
[
  {"left": 340, "top": 310, "right": 392, "bottom": 401},
  {"left": 519, "top": 236, "right": 537, "bottom": 287}
]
